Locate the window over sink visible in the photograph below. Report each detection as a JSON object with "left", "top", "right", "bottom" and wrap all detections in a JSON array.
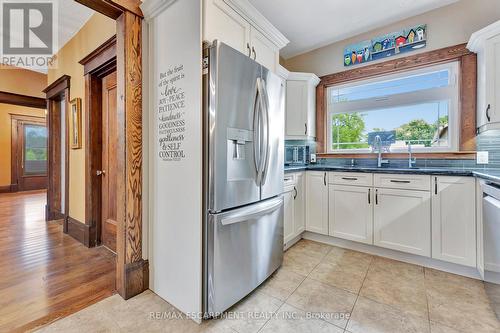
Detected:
[{"left": 326, "top": 62, "right": 459, "bottom": 153}]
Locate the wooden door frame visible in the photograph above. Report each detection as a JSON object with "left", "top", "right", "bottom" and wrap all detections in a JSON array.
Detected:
[
  {"left": 79, "top": 35, "right": 117, "bottom": 250},
  {"left": 10, "top": 115, "right": 47, "bottom": 192},
  {"left": 75, "top": 0, "right": 146, "bottom": 300},
  {"left": 43, "top": 75, "right": 70, "bottom": 221}
]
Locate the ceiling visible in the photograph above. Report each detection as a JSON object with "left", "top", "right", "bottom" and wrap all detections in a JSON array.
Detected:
[
  {"left": 248, "top": 0, "right": 459, "bottom": 59},
  {"left": 4, "top": 1, "right": 94, "bottom": 73}
]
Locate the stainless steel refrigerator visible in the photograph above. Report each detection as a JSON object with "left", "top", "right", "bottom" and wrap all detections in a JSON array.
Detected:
[{"left": 203, "top": 41, "right": 284, "bottom": 316}]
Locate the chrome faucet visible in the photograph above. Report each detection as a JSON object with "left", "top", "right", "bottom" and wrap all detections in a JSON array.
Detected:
[
  {"left": 374, "top": 135, "right": 389, "bottom": 168},
  {"left": 408, "top": 144, "right": 417, "bottom": 168}
]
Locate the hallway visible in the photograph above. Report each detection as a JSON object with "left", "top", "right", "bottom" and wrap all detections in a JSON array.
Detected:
[{"left": 0, "top": 191, "right": 116, "bottom": 332}]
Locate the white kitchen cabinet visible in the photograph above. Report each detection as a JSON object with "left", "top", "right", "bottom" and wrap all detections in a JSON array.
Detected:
[
  {"left": 329, "top": 185, "right": 373, "bottom": 244},
  {"left": 283, "top": 185, "right": 295, "bottom": 244},
  {"left": 285, "top": 72, "right": 320, "bottom": 140},
  {"left": 306, "top": 171, "right": 329, "bottom": 235},
  {"left": 374, "top": 188, "right": 431, "bottom": 257},
  {"left": 468, "top": 20, "right": 500, "bottom": 132},
  {"left": 294, "top": 172, "right": 305, "bottom": 234},
  {"left": 203, "top": 0, "right": 289, "bottom": 72},
  {"left": 431, "top": 176, "right": 476, "bottom": 267}
]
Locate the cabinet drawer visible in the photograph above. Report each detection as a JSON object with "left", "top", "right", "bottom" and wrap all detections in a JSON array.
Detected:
[
  {"left": 374, "top": 174, "right": 430, "bottom": 191},
  {"left": 329, "top": 172, "right": 373, "bottom": 187},
  {"left": 284, "top": 173, "right": 296, "bottom": 187}
]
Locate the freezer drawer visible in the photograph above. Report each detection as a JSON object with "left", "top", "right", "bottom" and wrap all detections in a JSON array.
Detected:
[{"left": 204, "top": 196, "right": 283, "bottom": 315}]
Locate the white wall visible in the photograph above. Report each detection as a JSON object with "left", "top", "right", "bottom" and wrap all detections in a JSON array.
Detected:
[
  {"left": 284, "top": 0, "right": 500, "bottom": 76},
  {"left": 142, "top": 0, "right": 203, "bottom": 321}
]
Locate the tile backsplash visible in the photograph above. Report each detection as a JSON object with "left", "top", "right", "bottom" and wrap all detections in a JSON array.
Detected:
[{"left": 476, "top": 130, "right": 500, "bottom": 169}]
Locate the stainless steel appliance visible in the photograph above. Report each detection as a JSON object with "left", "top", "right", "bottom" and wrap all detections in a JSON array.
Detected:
[
  {"left": 482, "top": 181, "right": 500, "bottom": 320},
  {"left": 203, "top": 41, "right": 284, "bottom": 316},
  {"left": 285, "top": 145, "right": 309, "bottom": 165}
]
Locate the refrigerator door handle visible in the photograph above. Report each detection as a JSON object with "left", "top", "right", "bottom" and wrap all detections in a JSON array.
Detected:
[
  {"left": 258, "top": 79, "right": 270, "bottom": 186},
  {"left": 220, "top": 197, "right": 283, "bottom": 225},
  {"left": 253, "top": 78, "right": 262, "bottom": 182}
]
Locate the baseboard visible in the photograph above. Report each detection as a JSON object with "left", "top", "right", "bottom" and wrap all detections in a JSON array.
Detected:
[
  {"left": 0, "top": 185, "right": 11, "bottom": 193},
  {"left": 121, "top": 259, "right": 149, "bottom": 299},
  {"left": 284, "top": 234, "right": 302, "bottom": 251},
  {"left": 64, "top": 216, "right": 96, "bottom": 247},
  {"left": 302, "top": 231, "right": 482, "bottom": 280}
]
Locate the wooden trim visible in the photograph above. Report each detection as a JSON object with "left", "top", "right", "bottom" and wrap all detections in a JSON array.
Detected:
[
  {"left": 459, "top": 53, "right": 477, "bottom": 151},
  {"left": 79, "top": 35, "right": 117, "bottom": 75},
  {"left": 75, "top": 0, "right": 143, "bottom": 19},
  {"left": 317, "top": 152, "right": 477, "bottom": 160},
  {"left": 0, "top": 185, "right": 11, "bottom": 193},
  {"left": 43, "top": 75, "right": 70, "bottom": 99},
  {"left": 116, "top": 11, "right": 146, "bottom": 299},
  {"left": 316, "top": 43, "right": 477, "bottom": 154},
  {"left": 0, "top": 91, "right": 46, "bottom": 109},
  {"left": 64, "top": 216, "right": 94, "bottom": 247}
]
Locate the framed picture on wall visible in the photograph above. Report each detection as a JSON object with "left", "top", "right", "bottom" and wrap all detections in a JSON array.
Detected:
[{"left": 70, "top": 98, "right": 82, "bottom": 149}]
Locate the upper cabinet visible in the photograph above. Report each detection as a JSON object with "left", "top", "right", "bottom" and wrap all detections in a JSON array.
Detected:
[
  {"left": 285, "top": 72, "right": 320, "bottom": 140},
  {"left": 203, "top": 0, "right": 289, "bottom": 72},
  {"left": 468, "top": 20, "right": 500, "bottom": 133}
]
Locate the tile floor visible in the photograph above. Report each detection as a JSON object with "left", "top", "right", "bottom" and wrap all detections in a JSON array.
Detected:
[{"left": 36, "top": 239, "right": 500, "bottom": 333}]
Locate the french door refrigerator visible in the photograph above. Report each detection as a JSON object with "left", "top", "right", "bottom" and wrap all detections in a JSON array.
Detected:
[{"left": 203, "top": 41, "right": 284, "bottom": 316}]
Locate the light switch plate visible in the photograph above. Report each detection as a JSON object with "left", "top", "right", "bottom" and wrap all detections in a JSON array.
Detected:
[
  {"left": 310, "top": 153, "right": 317, "bottom": 163},
  {"left": 477, "top": 151, "right": 489, "bottom": 164}
]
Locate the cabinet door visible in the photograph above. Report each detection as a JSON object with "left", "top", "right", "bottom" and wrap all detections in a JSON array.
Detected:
[
  {"left": 285, "top": 81, "right": 307, "bottom": 137},
  {"left": 294, "top": 173, "right": 305, "bottom": 234},
  {"left": 485, "top": 34, "right": 500, "bottom": 124},
  {"left": 250, "top": 26, "right": 278, "bottom": 72},
  {"left": 283, "top": 186, "right": 295, "bottom": 243},
  {"left": 329, "top": 185, "right": 373, "bottom": 244},
  {"left": 374, "top": 188, "right": 431, "bottom": 256},
  {"left": 306, "top": 172, "right": 328, "bottom": 235},
  {"left": 432, "top": 176, "right": 476, "bottom": 267},
  {"left": 203, "top": 0, "right": 251, "bottom": 55}
]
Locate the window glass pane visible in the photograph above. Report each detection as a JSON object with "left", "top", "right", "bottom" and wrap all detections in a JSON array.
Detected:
[
  {"left": 24, "top": 124, "right": 47, "bottom": 175},
  {"left": 331, "top": 101, "right": 449, "bottom": 150},
  {"left": 330, "top": 69, "right": 450, "bottom": 104}
]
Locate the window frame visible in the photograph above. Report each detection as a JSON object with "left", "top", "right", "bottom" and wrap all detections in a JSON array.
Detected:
[{"left": 326, "top": 61, "right": 460, "bottom": 154}]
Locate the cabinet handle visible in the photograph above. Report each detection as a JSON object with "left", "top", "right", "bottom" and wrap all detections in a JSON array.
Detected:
[
  {"left": 375, "top": 189, "right": 378, "bottom": 205},
  {"left": 323, "top": 172, "right": 326, "bottom": 186},
  {"left": 251, "top": 46, "right": 256, "bottom": 60},
  {"left": 342, "top": 177, "right": 358, "bottom": 181},
  {"left": 293, "top": 186, "right": 297, "bottom": 200},
  {"left": 434, "top": 177, "right": 438, "bottom": 195},
  {"left": 304, "top": 123, "right": 307, "bottom": 135},
  {"left": 368, "top": 188, "right": 371, "bottom": 204},
  {"left": 486, "top": 104, "right": 491, "bottom": 122},
  {"left": 246, "top": 43, "right": 251, "bottom": 57},
  {"left": 390, "top": 179, "right": 410, "bottom": 184}
]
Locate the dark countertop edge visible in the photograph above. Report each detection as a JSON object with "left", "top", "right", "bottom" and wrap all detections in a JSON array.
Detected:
[{"left": 284, "top": 165, "right": 500, "bottom": 183}]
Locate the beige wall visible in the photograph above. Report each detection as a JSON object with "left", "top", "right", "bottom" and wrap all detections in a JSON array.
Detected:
[
  {"left": 284, "top": 0, "right": 500, "bottom": 76},
  {"left": 0, "top": 67, "right": 47, "bottom": 187},
  {"left": 47, "top": 12, "right": 115, "bottom": 222}
]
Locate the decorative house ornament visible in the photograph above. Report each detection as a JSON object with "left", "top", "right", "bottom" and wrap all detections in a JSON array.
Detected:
[
  {"left": 70, "top": 97, "right": 82, "bottom": 149},
  {"left": 344, "top": 24, "right": 427, "bottom": 66}
]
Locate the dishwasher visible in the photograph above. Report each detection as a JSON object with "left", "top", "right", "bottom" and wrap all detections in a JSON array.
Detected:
[{"left": 482, "top": 181, "right": 500, "bottom": 320}]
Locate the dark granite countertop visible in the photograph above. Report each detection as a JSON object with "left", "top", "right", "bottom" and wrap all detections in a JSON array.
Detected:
[{"left": 284, "top": 165, "right": 500, "bottom": 183}]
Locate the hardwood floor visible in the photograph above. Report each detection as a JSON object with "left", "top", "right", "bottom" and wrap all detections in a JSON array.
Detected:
[{"left": 0, "top": 190, "right": 116, "bottom": 332}]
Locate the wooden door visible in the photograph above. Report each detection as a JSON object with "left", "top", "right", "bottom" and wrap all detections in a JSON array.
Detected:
[
  {"left": 329, "top": 185, "right": 373, "bottom": 244},
  {"left": 12, "top": 117, "right": 48, "bottom": 191},
  {"left": 101, "top": 71, "right": 118, "bottom": 252}
]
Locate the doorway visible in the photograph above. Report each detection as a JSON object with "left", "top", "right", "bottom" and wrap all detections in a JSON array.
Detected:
[{"left": 10, "top": 115, "right": 48, "bottom": 191}]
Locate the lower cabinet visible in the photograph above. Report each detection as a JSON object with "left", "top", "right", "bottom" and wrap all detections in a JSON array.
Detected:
[
  {"left": 283, "top": 172, "right": 306, "bottom": 244},
  {"left": 373, "top": 188, "right": 431, "bottom": 257},
  {"left": 432, "top": 176, "right": 476, "bottom": 267},
  {"left": 306, "top": 171, "right": 329, "bottom": 235},
  {"left": 329, "top": 185, "right": 373, "bottom": 244}
]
